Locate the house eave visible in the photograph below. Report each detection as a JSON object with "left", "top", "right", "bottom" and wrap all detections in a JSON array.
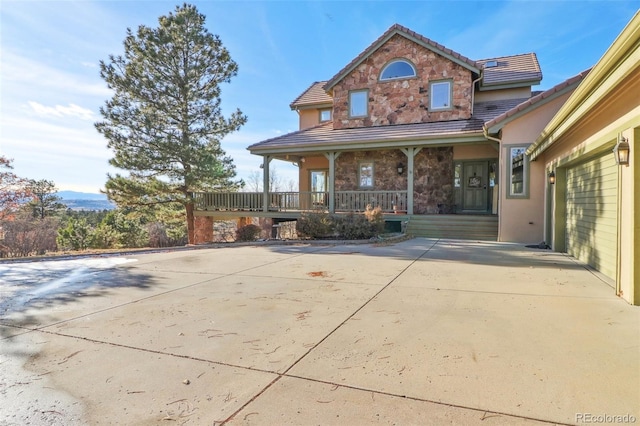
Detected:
[
  {"left": 248, "top": 132, "right": 488, "bottom": 156},
  {"left": 478, "top": 80, "right": 541, "bottom": 91},
  {"left": 290, "top": 102, "right": 334, "bottom": 111}
]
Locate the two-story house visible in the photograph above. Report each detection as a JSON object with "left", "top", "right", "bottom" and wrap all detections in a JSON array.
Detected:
[{"left": 195, "top": 23, "right": 585, "bottom": 242}]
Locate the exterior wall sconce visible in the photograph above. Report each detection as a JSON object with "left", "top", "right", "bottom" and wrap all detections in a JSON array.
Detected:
[
  {"left": 548, "top": 170, "right": 555, "bottom": 185},
  {"left": 300, "top": 156, "right": 306, "bottom": 163},
  {"left": 613, "top": 134, "right": 630, "bottom": 166},
  {"left": 397, "top": 162, "right": 404, "bottom": 175}
]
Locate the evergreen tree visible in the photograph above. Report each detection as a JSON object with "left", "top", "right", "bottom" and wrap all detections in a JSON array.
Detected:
[
  {"left": 95, "top": 3, "right": 246, "bottom": 244},
  {"left": 25, "top": 179, "right": 66, "bottom": 219}
]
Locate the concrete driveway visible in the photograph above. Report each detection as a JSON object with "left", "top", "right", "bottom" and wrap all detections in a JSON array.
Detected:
[{"left": 1, "top": 238, "right": 638, "bottom": 425}]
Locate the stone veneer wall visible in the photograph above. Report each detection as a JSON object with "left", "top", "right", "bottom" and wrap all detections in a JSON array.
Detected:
[
  {"left": 413, "top": 147, "right": 454, "bottom": 214},
  {"left": 335, "top": 150, "right": 407, "bottom": 191},
  {"left": 332, "top": 34, "right": 473, "bottom": 130},
  {"left": 334, "top": 148, "right": 454, "bottom": 214}
]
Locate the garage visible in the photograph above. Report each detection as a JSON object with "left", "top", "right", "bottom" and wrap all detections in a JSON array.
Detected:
[{"left": 565, "top": 153, "right": 618, "bottom": 282}]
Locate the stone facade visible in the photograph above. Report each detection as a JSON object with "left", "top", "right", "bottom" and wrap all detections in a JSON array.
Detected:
[
  {"left": 334, "top": 148, "right": 453, "bottom": 214},
  {"left": 335, "top": 150, "right": 407, "bottom": 191},
  {"left": 332, "top": 34, "right": 473, "bottom": 130},
  {"left": 413, "top": 147, "right": 454, "bottom": 214}
]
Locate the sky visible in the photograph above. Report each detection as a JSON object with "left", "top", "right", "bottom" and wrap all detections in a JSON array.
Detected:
[{"left": 1, "top": 0, "right": 638, "bottom": 194}]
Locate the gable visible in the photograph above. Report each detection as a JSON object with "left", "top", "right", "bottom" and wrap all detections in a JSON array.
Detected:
[
  {"left": 324, "top": 24, "right": 480, "bottom": 92},
  {"left": 331, "top": 33, "right": 475, "bottom": 129}
]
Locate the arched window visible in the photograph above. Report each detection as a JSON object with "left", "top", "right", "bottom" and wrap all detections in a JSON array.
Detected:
[{"left": 380, "top": 59, "right": 416, "bottom": 81}]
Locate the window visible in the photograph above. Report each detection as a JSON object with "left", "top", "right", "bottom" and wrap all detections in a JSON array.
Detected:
[
  {"left": 507, "top": 146, "right": 529, "bottom": 198},
  {"left": 349, "top": 90, "right": 368, "bottom": 118},
  {"left": 430, "top": 80, "right": 452, "bottom": 110},
  {"left": 380, "top": 59, "right": 416, "bottom": 81},
  {"left": 359, "top": 161, "right": 374, "bottom": 188},
  {"left": 319, "top": 109, "right": 332, "bottom": 122}
]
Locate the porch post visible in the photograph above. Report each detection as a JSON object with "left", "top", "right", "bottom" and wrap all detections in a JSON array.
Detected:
[
  {"left": 262, "top": 155, "right": 272, "bottom": 212},
  {"left": 402, "top": 147, "right": 422, "bottom": 215},
  {"left": 324, "top": 152, "right": 341, "bottom": 213}
]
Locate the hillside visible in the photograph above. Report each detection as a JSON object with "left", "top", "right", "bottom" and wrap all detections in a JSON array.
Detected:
[{"left": 57, "top": 191, "right": 115, "bottom": 211}]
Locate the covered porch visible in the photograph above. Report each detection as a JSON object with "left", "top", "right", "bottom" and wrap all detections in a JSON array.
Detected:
[{"left": 194, "top": 190, "right": 408, "bottom": 214}]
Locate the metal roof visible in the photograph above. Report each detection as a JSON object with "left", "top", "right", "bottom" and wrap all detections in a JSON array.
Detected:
[
  {"left": 289, "top": 81, "right": 332, "bottom": 110},
  {"left": 476, "top": 53, "right": 542, "bottom": 89},
  {"left": 249, "top": 98, "right": 526, "bottom": 153}
]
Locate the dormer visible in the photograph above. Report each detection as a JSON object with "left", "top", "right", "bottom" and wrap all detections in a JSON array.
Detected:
[
  {"left": 475, "top": 54, "right": 542, "bottom": 102},
  {"left": 289, "top": 81, "right": 333, "bottom": 130}
]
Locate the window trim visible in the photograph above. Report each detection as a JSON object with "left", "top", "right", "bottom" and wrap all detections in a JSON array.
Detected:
[
  {"left": 319, "top": 108, "right": 332, "bottom": 122},
  {"left": 358, "top": 161, "right": 374, "bottom": 188},
  {"left": 349, "top": 90, "right": 369, "bottom": 118},
  {"left": 379, "top": 59, "right": 417, "bottom": 81},
  {"left": 506, "top": 145, "right": 530, "bottom": 199},
  {"left": 429, "top": 79, "right": 453, "bottom": 111}
]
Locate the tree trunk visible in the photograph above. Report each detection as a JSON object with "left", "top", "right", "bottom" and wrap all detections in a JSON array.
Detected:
[{"left": 186, "top": 202, "right": 195, "bottom": 245}]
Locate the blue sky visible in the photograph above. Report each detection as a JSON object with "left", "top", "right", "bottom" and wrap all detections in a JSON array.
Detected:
[{"left": 1, "top": 1, "right": 638, "bottom": 193}]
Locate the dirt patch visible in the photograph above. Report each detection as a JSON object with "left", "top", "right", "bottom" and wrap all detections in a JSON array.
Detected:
[{"left": 307, "top": 271, "right": 328, "bottom": 278}]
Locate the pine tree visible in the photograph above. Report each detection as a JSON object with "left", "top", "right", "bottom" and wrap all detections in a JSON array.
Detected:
[
  {"left": 25, "top": 179, "right": 66, "bottom": 220},
  {"left": 95, "top": 3, "right": 246, "bottom": 244}
]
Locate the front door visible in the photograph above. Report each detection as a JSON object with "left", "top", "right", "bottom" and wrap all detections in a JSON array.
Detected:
[{"left": 462, "top": 162, "right": 488, "bottom": 211}]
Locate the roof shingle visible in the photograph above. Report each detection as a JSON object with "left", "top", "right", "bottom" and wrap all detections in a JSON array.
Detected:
[
  {"left": 289, "top": 81, "right": 333, "bottom": 109},
  {"left": 249, "top": 98, "right": 527, "bottom": 152},
  {"left": 477, "top": 53, "right": 542, "bottom": 88}
]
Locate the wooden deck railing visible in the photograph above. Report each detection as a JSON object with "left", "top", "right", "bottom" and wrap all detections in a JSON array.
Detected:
[{"left": 194, "top": 191, "right": 407, "bottom": 213}]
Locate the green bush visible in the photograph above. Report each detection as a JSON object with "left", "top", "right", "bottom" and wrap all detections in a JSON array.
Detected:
[
  {"left": 297, "top": 206, "right": 384, "bottom": 240},
  {"left": 57, "top": 217, "right": 93, "bottom": 251},
  {"left": 296, "top": 212, "right": 334, "bottom": 239},
  {"left": 236, "top": 224, "right": 262, "bottom": 242}
]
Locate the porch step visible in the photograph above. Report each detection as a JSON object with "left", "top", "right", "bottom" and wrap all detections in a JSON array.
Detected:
[{"left": 405, "top": 215, "right": 498, "bottom": 241}]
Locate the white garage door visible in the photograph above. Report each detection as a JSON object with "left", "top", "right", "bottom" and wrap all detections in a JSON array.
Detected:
[{"left": 566, "top": 153, "right": 618, "bottom": 281}]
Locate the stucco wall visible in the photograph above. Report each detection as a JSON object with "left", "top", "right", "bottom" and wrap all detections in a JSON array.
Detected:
[
  {"left": 498, "top": 93, "right": 572, "bottom": 243},
  {"left": 453, "top": 144, "right": 499, "bottom": 160},
  {"left": 299, "top": 156, "right": 329, "bottom": 191},
  {"left": 298, "top": 109, "right": 320, "bottom": 130},
  {"left": 331, "top": 34, "right": 473, "bottom": 129}
]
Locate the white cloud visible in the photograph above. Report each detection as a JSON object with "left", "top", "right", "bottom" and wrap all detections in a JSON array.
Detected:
[
  {"left": 1, "top": 50, "right": 111, "bottom": 100},
  {"left": 27, "top": 101, "right": 95, "bottom": 121}
]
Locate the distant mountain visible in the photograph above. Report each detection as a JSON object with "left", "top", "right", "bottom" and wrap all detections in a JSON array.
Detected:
[
  {"left": 57, "top": 191, "right": 108, "bottom": 201},
  {"left": 57, "top": 191, "right": 115, "bottom": 211}
]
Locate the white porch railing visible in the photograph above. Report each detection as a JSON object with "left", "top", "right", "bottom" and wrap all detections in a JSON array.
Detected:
[{"left": 194, "top": 191, "right": 408, "bottom": 213}]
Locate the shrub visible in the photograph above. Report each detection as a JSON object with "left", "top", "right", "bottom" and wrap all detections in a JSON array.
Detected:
[
  {"left": 1, "top": 216, "right": 59, "bottom": 257},
  {"left": 297, "top": 206, "right": 385, "bottom": 240},
  {"left": 364, "top": 205, "right": 385, "bottom": 234},
  {"left": 296, "top": 212, "right": 334, "bottom": 239},
  {"left": 236, "top": 224, "right": 262, "bottom": 242},
  {"left": 57, "top": 217, "right": 93, "bottom": 251}
]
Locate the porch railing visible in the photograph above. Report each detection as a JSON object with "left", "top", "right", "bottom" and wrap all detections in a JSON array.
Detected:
[{"left": 194, "top": 190, "right": 408, "bottom": 213}]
